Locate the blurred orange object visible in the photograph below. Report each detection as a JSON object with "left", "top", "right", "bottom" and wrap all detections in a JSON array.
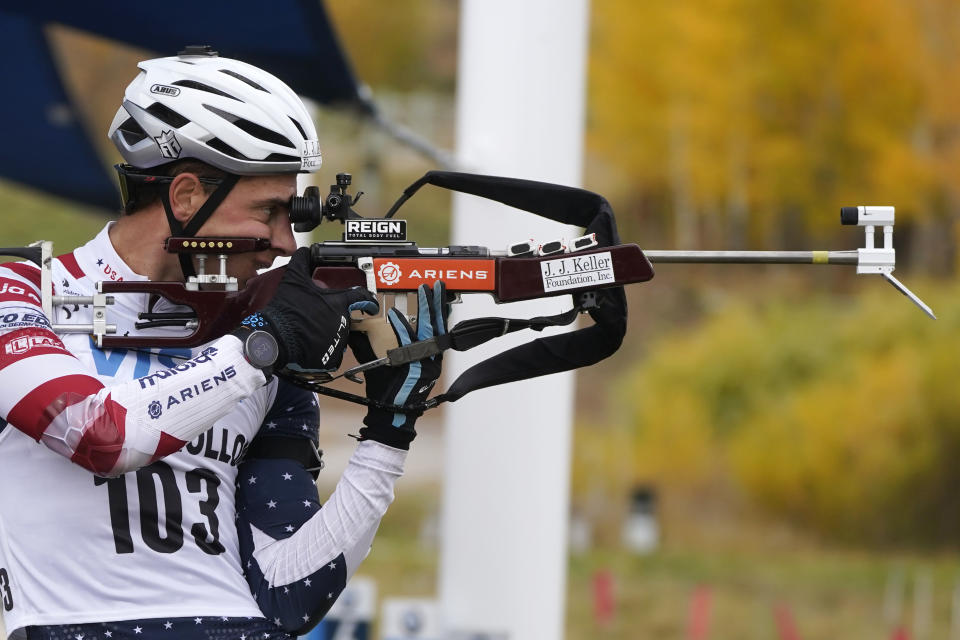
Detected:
[
  {"left": 593, "top": 569, "right": 615, "bottom": 629},
  {"left": 687, "top": 585, "right": 713, "bottom": 640}
]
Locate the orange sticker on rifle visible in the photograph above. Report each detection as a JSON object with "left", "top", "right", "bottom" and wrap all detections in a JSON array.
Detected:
[{"left": 372, "top": 258, "right": 496, "bottom": 290}]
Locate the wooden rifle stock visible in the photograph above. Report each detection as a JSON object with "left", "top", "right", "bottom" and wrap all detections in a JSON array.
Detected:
[
  {"left": 310, "top": 243, "right": 652, "bottom": 302},
  {"left": 98, "top": 243, "right": 652, "bottom": 349}
]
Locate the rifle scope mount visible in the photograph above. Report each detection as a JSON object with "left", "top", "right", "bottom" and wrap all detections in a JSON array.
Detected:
[{"left": 289, "top": 172, "right": 364, "bottom": 232}]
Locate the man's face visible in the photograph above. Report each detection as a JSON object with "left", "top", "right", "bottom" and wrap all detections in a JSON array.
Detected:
[{"left": 192, "top": 173, "right": 298, "bottom": 285}]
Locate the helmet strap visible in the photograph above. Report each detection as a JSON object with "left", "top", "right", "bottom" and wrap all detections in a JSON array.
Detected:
[{"left": 159, "top": 174, "right": 240, "bottom": 280}]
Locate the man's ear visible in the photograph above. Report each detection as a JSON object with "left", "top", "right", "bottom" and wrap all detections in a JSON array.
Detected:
[{"left": 168, "top": 173, "right": 208, "bottom": 225}]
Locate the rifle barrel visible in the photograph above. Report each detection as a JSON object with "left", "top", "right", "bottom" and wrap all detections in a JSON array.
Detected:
[{"left": 643, "top": 250, "right": 859, "bottom": 265}]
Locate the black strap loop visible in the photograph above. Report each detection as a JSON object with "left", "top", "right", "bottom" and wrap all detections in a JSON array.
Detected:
[{"left": 444, "top": 306, "right": 581, "bottom": 352}]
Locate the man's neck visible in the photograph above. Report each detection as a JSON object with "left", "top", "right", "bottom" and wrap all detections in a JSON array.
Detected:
[{"left": 108, "top": 209, "right": 183, "bottom": 281}]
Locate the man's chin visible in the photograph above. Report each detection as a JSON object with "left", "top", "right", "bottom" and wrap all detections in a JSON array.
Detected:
[
  {"left": 231, "top": 260, "right": 282, "bottom": 287},
  {"left": 235, "top": 274, "right": 256, "bottom": 288},
  {"left": 225, "top": 271, "right": 254, "bottom": 288}
]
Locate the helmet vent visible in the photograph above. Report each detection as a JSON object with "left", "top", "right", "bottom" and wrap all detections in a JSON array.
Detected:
[
  {"left": 172, "top": 80, "right": 240, "bottom": 101},
  {"left": 206, "top": 137, "right": 247, "bottom": 160},
  {"left": 117, "top": 116, "right": 149, "bottom": 146},
  {"left": 234, "top": 119, "right": 295, "bottom": 149},
  {"left": 264, "top": 153, "right": 300, "bottom": 163},
  {"left": 145, "top": 102, "right": 189, "bottom": 128},
  {"left": 204, "top": 105, "right": 295, "bottom": 149},
  {"left": 219, "top": 69, "right": 267, "bottom": 92},
  {"left": 288, "top": 117, "right": 307, "bottom": 140}
]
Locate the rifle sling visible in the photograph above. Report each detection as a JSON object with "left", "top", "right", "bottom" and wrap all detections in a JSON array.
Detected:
[
  {"left": 290, "top": 302, "right": 609, "bottom": 414},
  {"left": 289, "top": 170, "right": 632, "bottom": 413},
  {"left": 388, "top": 171, "right": 629, "bottom": 409}
]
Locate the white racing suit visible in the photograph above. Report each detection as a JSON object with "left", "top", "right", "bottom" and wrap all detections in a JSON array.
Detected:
[{"left": 0, "top": 224, "right": 404, "bottom": 639}]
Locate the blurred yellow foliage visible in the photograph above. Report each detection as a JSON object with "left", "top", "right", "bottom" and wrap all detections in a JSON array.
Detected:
[
  {"left": 590, "top": 0, "right": 960, "bottom": 270},
  {"left": 325, "top": 0, "right": 458, "bottom": 92},
  {"left": 614, "top": 281, "right": 960, "bottom": 545}
]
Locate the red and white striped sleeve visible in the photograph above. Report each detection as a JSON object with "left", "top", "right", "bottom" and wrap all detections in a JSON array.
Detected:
[{"left": 0, "top": 261, "right": 267, "bottom": 476}]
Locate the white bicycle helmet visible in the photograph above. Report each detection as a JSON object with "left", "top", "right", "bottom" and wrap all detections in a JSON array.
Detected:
[{"left": 108, "top": 46, "right": 321, "bottom": 175}]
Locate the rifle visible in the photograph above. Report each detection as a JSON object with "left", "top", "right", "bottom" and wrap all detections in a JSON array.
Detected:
[
  {"left": 0, "top": 171, "right": 935, "bottom": 412},
  {"left": 1, "top": 171, "right": 653, "bottom": 411}
]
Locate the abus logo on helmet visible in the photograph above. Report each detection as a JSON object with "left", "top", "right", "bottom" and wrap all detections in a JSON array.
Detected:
[{"left": 150, "top": 84, "right": 181, "bottom": 97}]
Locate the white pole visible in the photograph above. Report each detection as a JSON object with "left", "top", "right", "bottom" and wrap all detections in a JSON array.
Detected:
[
  {"left": 884, "top": 567, "right": 905, "bottom": 631},
  {"left": 950, "top": 575, "right": 960, "bottom": 640},
  {"left": 913, "top": 569, "right": 933, "bottom": 640},
  {"left": 438, "top": 2, "right": 589, "bottom": 639}
]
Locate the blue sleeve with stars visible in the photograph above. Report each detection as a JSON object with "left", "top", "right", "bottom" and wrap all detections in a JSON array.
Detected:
[{"left": 236, "top": 381, "right": 347, "bottom": 634}]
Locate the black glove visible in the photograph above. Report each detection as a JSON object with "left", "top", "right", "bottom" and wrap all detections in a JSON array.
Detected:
[
  {"left": 349, "top": 281, "right": 450, "bottom": 450},
  {"left": 236, "top": 247, "right": 378, "bottom": 373}
]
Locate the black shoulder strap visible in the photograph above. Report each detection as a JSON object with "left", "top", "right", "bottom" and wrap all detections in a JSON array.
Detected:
[
  {"left": 391, "top": 172, "right": 629, "bottom": 408},
  {"left": 294, "top": 171, "right": 634, "bottom": 413}
]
